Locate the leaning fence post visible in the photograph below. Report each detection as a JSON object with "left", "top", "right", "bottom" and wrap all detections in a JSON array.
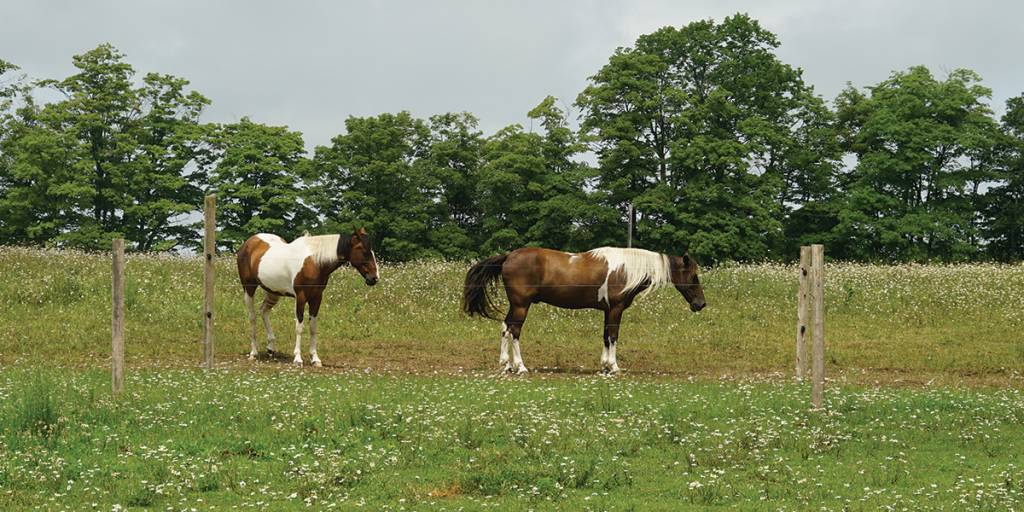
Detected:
[
  {"left": 112, "top": 238, "right": 125, "bottom": 395},
  {"left": 795, "top": 246, "right": 811, "bottom": 380},
  {"left": 203, "top": 194, "right": 216, "bottom": 369},
  {"left": 810, "top": 244, "right": 825, "bottom": 410}
]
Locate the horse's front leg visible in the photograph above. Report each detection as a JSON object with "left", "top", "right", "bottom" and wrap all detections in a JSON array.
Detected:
[
  {"left": 293, "top": 294, "right": 306, "bottom": 366},
  {"left": 603, "top": 306, "right": 623, "bottom": 375},
  {"left": 601, "top": 310, "right": 611, "bottom": 371},
  {"left": 308, "top": 293, "right": 323, "bottom": 367}
]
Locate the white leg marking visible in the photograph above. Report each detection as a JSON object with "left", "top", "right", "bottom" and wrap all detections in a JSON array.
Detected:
[
  {"left": 511, "top": 337, "right": 528, "bottom": 374},
  {"left": 293, "top": 318, "right": 303, "bottom": 366},
  {"left": 608, "top": 341, "right": 620, "bottom": 374},
  {"left": 261, "top": 295, "right": 278, "bottom": 353},
  {"left": 601, "top": 342, "right": 609, "bottom": 369},
  {"left": 245, "top": 293, "right": 258, "bottom": 359},
  {"left": 499, "top": 322, "right": 511, "bottom": 372},
  {"left": 309, "top": 316, "right": 321, "bottom": 367}
]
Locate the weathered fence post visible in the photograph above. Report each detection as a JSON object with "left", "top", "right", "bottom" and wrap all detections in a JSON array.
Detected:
[
  {"left": 203, "top": 194, "right": 216, "bottom": 369},
  {"left": 795, "top": 246, "right": 811, "bottom": 380},
  {"left": 810, "top": 244, "right": 825, "bottom": 410},
  {"left": 112, "top": 238, "right": 125, "bottom": 395}
]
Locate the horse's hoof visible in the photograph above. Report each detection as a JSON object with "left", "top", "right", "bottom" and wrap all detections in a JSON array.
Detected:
[
  {"left": 515, "top": 365, "right": 529, "bottom": 375},
  {"left": 247, "top": 352, "right": 257, "bottom": 360},
  {"left": 312, "top": 360, "right": 322, "bottom": 368},
  {"left": 293, "top": 358, "right": 303, "bottom": 367}
]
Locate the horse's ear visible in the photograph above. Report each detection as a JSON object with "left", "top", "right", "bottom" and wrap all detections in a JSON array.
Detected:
[
  {"left": 683, "top": 253, "right": 691, "bottom": 266},
  {"left": 357, "top": 227, "right": 367, "bottom": 236}
]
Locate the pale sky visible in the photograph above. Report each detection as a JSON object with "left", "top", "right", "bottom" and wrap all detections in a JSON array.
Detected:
[{"left": 2, "top": 0, "right": 1021, "bottom": 148}]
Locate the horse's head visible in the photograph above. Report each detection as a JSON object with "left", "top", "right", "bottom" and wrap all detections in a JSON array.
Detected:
[
  {"left": 339, "top": 227, "right": 379, "bottom": 286},
  {"left": 670, "top": 252, "right": 705, "bottom": 312}
]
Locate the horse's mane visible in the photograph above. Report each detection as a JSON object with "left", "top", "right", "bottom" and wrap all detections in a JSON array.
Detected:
[
  {"left": 305, "top": 234, "right": 341, "bottom": 267},
  {"left": 587, "top": 247, "right": 671, "bottom": 300}
]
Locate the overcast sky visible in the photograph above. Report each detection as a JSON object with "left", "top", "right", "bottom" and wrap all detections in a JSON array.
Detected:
[{"left": 3, "top": 0, "right": 1022, "bottom": 149}]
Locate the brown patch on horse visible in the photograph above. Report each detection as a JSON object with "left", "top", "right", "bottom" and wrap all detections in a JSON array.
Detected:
[
  {"left": 502, "top": 248, "right": 612, "bottom": 310},
  {"left": 293, "top": 255, "right": 331, "bottom": 299},
  {"left": 236, "top": 236, "right": 272, "bottom": 296}
]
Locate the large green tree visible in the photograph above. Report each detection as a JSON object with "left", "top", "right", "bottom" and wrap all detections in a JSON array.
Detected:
[
  {"left": 207, "top": 118, "right": 313, "bottom": 250},
  {"left": 0, "top": 95, "right": 87, "bottom": 245},
  {"left": 0, "top": 45, "right": 209, "bottom": 250},
  {"left": 985, "top": 94, "right": 1024, "bottom": 260},
  {"left": 831, "top": 67, "right": 999, "bottom": 261},
  {"left": 0, "top": 60, "right": 80, "bottom": 246},
  {"left": 577, "top": 14, "right": 837, "bottom": 261},
  {"left": 476, "top": 97, "right": 616, "bottom": 254},
  {"left": 419, "top": 112, "right": 485, "bottom": 259},
  {"left": 312, "top": 112, "right": 436, "bottom": 260}
]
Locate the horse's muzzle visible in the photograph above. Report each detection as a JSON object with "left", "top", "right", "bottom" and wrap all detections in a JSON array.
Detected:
[
  {"left": 365, "top": 276, "right": 379, "bottom": 286},
  {"left": 690, "top": 301, "right": 706, "bottom": 312}
]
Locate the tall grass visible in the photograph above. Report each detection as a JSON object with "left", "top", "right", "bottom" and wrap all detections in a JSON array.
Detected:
[
  {"left": 3, "top": 373, "right": 59, "bottom": 438},
  {"left": 1, "top": 246, "right": 1022, "bottom": 381}
]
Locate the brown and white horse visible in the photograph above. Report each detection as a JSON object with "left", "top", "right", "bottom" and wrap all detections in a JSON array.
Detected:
[
  {"left": 236, "top": 228, "right": 379, "bottom": 366},
  {"left": 462, "top": 247, "right": 705, "bottom": 374}
]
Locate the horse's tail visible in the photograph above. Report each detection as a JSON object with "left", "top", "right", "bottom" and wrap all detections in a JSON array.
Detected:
[{"left": 462, "top": 253, "right": 508, "bottom": 320}]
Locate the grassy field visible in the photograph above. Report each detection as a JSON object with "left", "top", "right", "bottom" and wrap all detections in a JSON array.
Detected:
[
  {"left": 1, "top": 247, "right": 1024, "bottom": 509},
  {"left": 2, "top": 368, "right": 1024, "bottom": 510},
  {"left": 1, "top": 246, "right": 1022, "bottom": 381}
]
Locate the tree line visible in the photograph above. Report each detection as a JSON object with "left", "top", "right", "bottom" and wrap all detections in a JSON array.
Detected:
[{"left": 2, "top": 14, "right": 1022, "bottom": 262}]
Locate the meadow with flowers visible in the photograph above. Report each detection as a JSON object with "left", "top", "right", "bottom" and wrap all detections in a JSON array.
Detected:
[{"left": 1, "top": 247, "right": 1023, "bottom": 509}]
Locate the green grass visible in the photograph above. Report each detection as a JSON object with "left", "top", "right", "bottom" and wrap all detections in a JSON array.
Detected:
[
  {"left": 1, "top": 368, "right": 1023, "bottom": 510},
  {"left": 1, "top": 247, "right": 1024, "bottom": 509},
  {"left": 1, "top": 246, "right": 1022, "bottom": 380}
]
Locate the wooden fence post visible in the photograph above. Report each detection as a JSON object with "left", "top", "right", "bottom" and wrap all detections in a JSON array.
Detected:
[
  {"left": 204, "top": 194, "right": 216, "bottom": 369},
  {"left": 810, "top": 244, "right": 825, "bottom": 410},
  {"left": 112, "top": 238, "right": 125, "bottom": 395},
  {"left": 796, "top": 246, "right": 811, "bottom": 380}
]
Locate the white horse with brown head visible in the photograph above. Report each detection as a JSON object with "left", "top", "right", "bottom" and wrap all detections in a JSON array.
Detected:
[{"left": 236, "top": 228, "right": 379, "bottom": 366}]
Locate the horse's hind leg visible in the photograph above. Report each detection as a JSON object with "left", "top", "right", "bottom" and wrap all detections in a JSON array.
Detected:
[
  {"left": 505, "top": 304, "right": 531, "bottom": 375},
  {"left": 243, "top": 286, "right": 259, "bottom": 359},
  {"left": 292, "top": 293, "right": 307, "bottom": 366},
  {"left": 498, "top": 319, "right": 512, "bottom": 373},
  {"left": 260, "top": 292, "right": 281, "bottom": 353}
]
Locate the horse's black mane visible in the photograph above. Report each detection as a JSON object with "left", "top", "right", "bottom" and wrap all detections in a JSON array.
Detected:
[
  {"left": 337, "top": 234, "right": 352, "bottom": 260},
  {"left": 336, "top": 232, "right": 372, "bottom": 260}
]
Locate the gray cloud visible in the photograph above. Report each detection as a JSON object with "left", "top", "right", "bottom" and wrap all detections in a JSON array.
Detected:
[{"left": 3, "top": 0, "right": 1021, "bottom": 148}]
